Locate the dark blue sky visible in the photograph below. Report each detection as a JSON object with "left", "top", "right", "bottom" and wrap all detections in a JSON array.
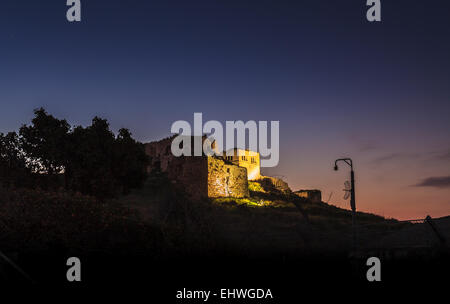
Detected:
[{"left": 1, "top": 0, "right": 450, "bottom": 218}]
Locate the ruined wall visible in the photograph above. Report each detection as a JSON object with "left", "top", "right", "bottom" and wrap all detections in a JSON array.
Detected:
[
  {"left": 293, "top": 190, "right": 322, "bottom": 203},
  {"left": 207, "top": 157, "right": 249, "bottom": 198},
  {"left": 258, "top": 175, "right": 291, "bottom": 193},
  {"left": 145, "top": 137, "right": 249, "bottom": 199},
  {"left": 168, "top": 156, "right": 209, "bottom": 200},
  {"left": 145, "top": 137, "right": 209, "bottom": 199},
  {"left": 145, "top": 136, "right": 175, "bottom": 173},
  {"left": 145, "top": 137, "right": 290, "bottom": 199}
]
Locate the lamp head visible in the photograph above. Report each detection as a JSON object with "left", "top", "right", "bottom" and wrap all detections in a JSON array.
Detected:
[{"left": 334, "top": 165, "right": 338, "bottom": 171}]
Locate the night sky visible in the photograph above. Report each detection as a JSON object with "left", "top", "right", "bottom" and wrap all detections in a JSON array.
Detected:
[{"left": 1, "top": 0, "right": 449, "bottom": 219}]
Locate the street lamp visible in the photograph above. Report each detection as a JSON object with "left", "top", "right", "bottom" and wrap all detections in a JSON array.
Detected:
[{"left": 334, "top": 158, "right": 357, "bottom": 250}]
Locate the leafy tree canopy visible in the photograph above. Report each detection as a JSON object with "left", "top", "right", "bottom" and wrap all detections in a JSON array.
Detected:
[{"left": 0, "top": 108, "right": 148, "bottom": 198}]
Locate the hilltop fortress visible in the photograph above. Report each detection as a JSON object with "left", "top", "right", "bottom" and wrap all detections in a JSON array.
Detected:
[{"left": 145, "top": 136, "right": 290, "bottom": 199}]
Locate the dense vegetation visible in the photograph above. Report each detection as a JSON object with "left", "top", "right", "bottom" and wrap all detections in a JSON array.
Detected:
[{"left": 0, "top": 108, "right": 148, "bottom": 199}]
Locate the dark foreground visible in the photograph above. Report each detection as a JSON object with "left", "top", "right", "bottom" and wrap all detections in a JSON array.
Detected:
[
  {"left": 1, "top": 186, "right": 449, "bottom": 296},
  {"left": 2, "top": 249, "right": 449, "bottom": 297}
]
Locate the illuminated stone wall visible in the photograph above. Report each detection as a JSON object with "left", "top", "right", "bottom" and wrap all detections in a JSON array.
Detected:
[
  {"left": 224, "top": 149, "right": 261, "bottom": 180},
  {"left": 208, "top": 157, "right": 249, "bottom": 197},
  {"left": 207, "top": 157, "right": 249, "bottom": 198},
  {"left": 145, "top": 137, "right": 249, "bottom": 199}
]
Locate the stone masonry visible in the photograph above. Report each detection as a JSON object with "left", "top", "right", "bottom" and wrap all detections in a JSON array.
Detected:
[{"left": 145, "top": 136, "right": 249, "bottom": 199}]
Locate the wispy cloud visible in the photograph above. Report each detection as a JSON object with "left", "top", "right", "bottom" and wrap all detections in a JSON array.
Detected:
[
  {"left": 371, "top": 152, "right": 420, "bottom": 164},
  {"left": 413, "top": 176, "right": 450, "bottom": 189},
  {"left": 437, "top": 150, "right": 450, "bottom": 160},
  {"left": 358, "top": 143, "right": 378, "bottom": 152},
  {"left": 346, "top": 134, "right": 379, "bottom": 153},
  {"left": 421, "top": 149, "right": 450, "bottom": 163}
]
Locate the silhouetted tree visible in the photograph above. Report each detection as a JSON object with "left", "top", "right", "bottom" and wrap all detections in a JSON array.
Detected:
[
  {"left": 2, "top": 108, "right": 148, "bottom": 198},
  {"left": 66, "top": 117, "right": 148, "bottom": 198},
  {"left": 19, "top": 108, "right": 70, "bottom": 175},
  {"left": 0, "top": 132, "right": 31, "bottom": 188},
  {"left": 113, "top": 128, "right": 149, "bottom": 194},
  {"left": 66, "top": 117, "right": 119, "bottom": 198}
]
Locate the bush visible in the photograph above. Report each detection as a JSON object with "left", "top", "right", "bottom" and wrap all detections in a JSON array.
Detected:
[
  {"left": 0, "top": 108, "right": 149, "bottom": 198},
  {"left": 0, "top": 187, "right": 160, "bottom": 254},
  {"left": 248, "top": 181, "right": 266, "bottom": 193}
]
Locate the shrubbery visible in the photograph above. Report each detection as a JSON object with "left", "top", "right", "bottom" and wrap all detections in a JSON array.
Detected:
[
  {"left": 0, "top": 187, "right": 160, "bottom": 254},
  {"left": 0, "top": 108, "right": 149, "bottom": 199}
]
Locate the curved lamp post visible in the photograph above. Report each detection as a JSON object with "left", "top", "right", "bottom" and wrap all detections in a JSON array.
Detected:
[{"left": 334, "top": 158, "right": 357, "bottom": 250}]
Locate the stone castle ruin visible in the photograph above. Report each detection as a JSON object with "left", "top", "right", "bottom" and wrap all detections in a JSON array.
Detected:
[
  {"left": 145, "top": 135, "right": 291, "bottom": 199},
  {"left": 293, "top": 190, "right": 322, "bottom": 203}
]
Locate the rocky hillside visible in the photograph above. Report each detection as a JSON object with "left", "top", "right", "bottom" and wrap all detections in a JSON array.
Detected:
[{"left": 119, "top": 175, "right": 403, "bottom": 256}]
